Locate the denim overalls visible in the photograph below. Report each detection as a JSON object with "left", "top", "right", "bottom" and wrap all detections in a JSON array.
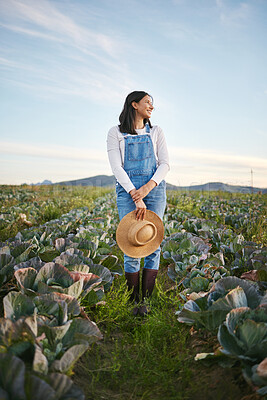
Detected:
[{"left": 116, "top": 124, "right": 166, "bottom": 273}]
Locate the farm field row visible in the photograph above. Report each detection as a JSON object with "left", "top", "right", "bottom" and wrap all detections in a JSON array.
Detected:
[
  {"left": 0, "top": 185, "right": 266, "bottom": 399},
  {"left": 0, "top": 185, "right": 110, "bottom": 242}
]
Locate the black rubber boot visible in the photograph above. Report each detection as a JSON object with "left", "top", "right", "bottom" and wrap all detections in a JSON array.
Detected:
[
  {"left": 125, "top": 271, "right": 140, "bottom": 316},
  {"left": 139, "top": 269, "right": 158, "bottom": 317}
]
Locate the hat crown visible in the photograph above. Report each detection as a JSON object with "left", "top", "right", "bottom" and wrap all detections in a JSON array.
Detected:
[
  {"left": 128, "top": 220, "right": 157, "bottom": 246},
  {"left": 116, "top": 210, "right": 164, "bottom": 258}
]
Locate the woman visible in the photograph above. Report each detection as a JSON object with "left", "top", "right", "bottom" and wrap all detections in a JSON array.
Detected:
[{"left": 107, "top": 91, "right": 170, "bottom": 315}]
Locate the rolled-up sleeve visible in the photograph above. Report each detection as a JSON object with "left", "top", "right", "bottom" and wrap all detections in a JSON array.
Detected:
[
  {"left": 107, "top": 127, "right": 135, "bottom": 193},
  {"left": 151, "top": 127, "right": 170, "bottom": 185}
]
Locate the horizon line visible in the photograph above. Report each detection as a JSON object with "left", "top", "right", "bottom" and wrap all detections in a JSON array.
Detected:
[{"left": 1, "top": 175, "right": 266, "bottom": 190}]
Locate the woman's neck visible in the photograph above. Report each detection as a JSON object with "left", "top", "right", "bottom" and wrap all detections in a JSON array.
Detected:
[{"left": 134, "top": 116, "right": 144, "bottom": 129}]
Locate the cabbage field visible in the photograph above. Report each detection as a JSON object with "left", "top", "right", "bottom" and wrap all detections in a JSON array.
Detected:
[{"left": 0, "top": 185, "right": 266, "bottom": 400}]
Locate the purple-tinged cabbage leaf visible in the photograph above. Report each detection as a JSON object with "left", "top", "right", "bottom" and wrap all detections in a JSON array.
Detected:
[
  {"left": 61, "top": 318, "right": 102, "bottom": 346},
  {"left": 14, "top": 256, "right": 45, "bottom": 272},
  {"left": 0, "top": 315, "right": 37, "bottom": 358},
  {"left": 47, "top": 373, "right": 85, "bottom": 400},
  {"left": 212, "top": 276, "right": 261, "bottom": 309},
  {"left": 34, "top": 292, "right": 81, "bottom": 320},
  {"left": 14, "top": 263, "right": 102, "bottom": 300},
  {"left": 3, "top": 292, "right": 35, "bottom": 321},
  {"left": 243, "top": 358, "right": 267, "bottom": 395},
  {"left": 0, "top": 353, "right": 26, "bottom": 400},
  {"left": 0, "top": 249, "right": 14, "bottom": 286},
  {"left": 177, "top": 277, "right": 262, "bottom": 331},
  {"left": 218, "top": 306, "right": 267, "bottom": 363},
  {"left": 50, "top": 343, "right": 89, "bottom": 374},
  {"left": 33, "top": 344, "right": 49, "bottom": 374},
  {"left": 0, "top": 353, "right": 85, "bottom": 399}
]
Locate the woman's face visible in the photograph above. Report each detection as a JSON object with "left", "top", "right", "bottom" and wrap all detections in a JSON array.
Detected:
[{"left": 132, "top": 95, "right": 154, "bottom": 119}]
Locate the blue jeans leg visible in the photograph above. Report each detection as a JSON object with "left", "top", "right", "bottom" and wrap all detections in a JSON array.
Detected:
[
  {"left": 124, "top": 254, "right": 141, "bottom": 273},
  {"left": 143, "top": 180, "right": 166, "bottom": 220},
  {"left": 116, "top": 183, "right": 136, "bottom": 220},
  {"left": 144, "top": 246, "right": 161, "bottom": 270}
]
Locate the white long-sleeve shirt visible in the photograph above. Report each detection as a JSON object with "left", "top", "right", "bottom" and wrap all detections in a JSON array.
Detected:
[{"left": 107, "top": 125, "right": 170, "bottom": 193}]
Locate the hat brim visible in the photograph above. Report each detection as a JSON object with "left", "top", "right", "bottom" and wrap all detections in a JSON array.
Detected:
[{"left": 116, "top": 210, "right": 164, "bottom": 258}]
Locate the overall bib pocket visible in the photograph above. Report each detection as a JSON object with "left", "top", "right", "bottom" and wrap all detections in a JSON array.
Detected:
[{"left": 128, "top": 138, "right": 152, "bottom": 161}]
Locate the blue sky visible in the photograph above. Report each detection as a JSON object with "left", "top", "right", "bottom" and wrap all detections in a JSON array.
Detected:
[{"left": 0, "top": 0, "right": 267, "bottom": 188}]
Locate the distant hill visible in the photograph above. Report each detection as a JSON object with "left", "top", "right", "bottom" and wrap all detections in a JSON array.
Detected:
[
  {"left": 55, "top": 175, "right": 116, "bottom": 187},
  {"left": 51, "top": 175, "right": 266, "bottom": 194},
  {"left": 30, "top": 179, "right": 53, "bottom": 186},
  {"left": 173, "top": 181, "right": 267, "bottom": 194}
]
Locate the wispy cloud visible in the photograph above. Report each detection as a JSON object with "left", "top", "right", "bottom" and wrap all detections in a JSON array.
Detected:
[
  {"left": 216, "top": 0, "right": 250, "bottom": 27},
  {"left": 169, "top": 146, "right": 267, "bottom": 170},
  {"left": 0, "top": 56, "right": 47, "bottom": 74},
  {"left": 2, "top": 140, "right": 267, "bottom": 171},
  {"left": 0, "top": 140, "right": 110, "bottom": 184},
  {"left": 0, "top": 22, "right": 64, "bottom": 43},
  {"left": 168, "top": 146, "right": 267, "bottom": 188},
  {"left": 159, "top": 20, "right": 200, "bottom": 42},
  {"left": 0, "top": 156, "right": 110, "bottom": 185},
  {"left": 0, "top": 0, "right": 135, "bottom": 101},
  {"left": 1, "top": 141, "right": 266, "bottom": 187},
  {"left": 0, "top": 61, "right": 131, "bottom": 102},
  {"left": 0, "top": 141, "right": 107, "bottom": 162},
  {"left": 1, "top": 0, "right": 119, "bottom": 56}
]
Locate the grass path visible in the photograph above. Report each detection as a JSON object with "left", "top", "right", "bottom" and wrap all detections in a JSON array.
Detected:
[{"left": 74, "top": 267, "right": 260, "bottom": 400}]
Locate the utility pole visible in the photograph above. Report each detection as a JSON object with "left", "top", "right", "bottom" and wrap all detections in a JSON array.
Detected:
[{"left": 251, "top": 168, "right": 254, "bottom": 194}]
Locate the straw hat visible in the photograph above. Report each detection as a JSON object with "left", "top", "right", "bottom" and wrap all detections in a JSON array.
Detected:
[{"left": 116, "top": 210, "right": 164, "bottom": 258}]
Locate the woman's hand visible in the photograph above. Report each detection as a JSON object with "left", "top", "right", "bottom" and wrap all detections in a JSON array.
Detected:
[
  {"left": 130, "top": 180, "right": 156, "bottom": 202},
  {"left": 134, "top": 199, "right": 147, "bottom": 220}
]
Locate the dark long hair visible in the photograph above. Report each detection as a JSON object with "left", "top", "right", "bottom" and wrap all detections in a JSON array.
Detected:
[{"left": 119, "top": 91, "right": 153, "bottom": 134}]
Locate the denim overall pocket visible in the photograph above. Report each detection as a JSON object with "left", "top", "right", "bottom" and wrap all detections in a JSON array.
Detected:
[{"left": 128, "top": 137, "right": 152, "bottom": 161}]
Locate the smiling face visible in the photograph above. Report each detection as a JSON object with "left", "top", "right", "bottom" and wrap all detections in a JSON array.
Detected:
[{"left": 132, "top": 95, "right": 154, "bottom": 120}]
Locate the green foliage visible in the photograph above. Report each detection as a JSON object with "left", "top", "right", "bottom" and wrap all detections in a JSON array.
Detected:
[
  {"left": 0, "top": 290, "right": 102, "bottom": 376},
  {"left": 76, "top": 274, "right": 193, "bottom": 400},
  {"left": 14, "top": 263, "right": 103, "bottom": 300},
  {"left": 3, "top": 292, "right": 35, "bottom": 320},
  {"left": 0, "top": 186, "right": 266, "bottom": 397},
  {"left": 177, "top": 276, "right": 262, "bottom": 331},
  {"left": 0, "top": 353, "right": 85, "bottom": 400},
  {"left": 218, "top": 306, "right": 267, "bottom": 362},
  {"left": 243, "top": 359, "right": 267, "bottom": 396},
  {"left": 0, "top": 185, "right": 111, "bottom": 241}
]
